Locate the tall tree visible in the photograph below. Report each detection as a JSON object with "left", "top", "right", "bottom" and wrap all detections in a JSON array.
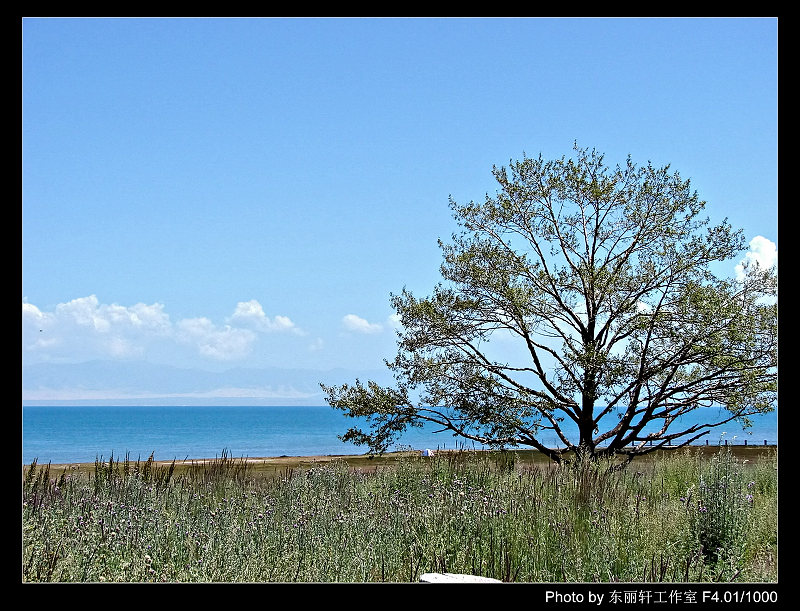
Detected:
[{"left": 322, "top": 144, "right": 777, "bottom": 466}]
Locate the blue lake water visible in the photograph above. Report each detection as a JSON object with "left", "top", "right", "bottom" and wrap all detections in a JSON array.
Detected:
[{"left": 22, "top": 405, "right": 778, "bottom": 465}]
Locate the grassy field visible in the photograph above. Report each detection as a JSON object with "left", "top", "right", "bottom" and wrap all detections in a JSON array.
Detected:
[{"left": 22, "top": 445, "right": 777, "bottom": 583}]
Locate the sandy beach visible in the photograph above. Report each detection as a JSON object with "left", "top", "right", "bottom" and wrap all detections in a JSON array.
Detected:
[{"left": 24, "top": 444, "right": 776, "bottom": 479}]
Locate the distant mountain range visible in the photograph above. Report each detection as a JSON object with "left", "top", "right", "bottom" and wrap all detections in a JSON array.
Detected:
[{"left": 21, "top": 360, "right": 393, "bottom": 406}]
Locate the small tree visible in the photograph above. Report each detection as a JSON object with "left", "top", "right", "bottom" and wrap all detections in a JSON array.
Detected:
[{"left": 322, "top": 144, "right": 777, "bottom": 466}]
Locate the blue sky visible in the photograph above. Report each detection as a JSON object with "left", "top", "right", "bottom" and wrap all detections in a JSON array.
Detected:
[{"left": 22, "top": 17, "right": 778, "bottom": 401}]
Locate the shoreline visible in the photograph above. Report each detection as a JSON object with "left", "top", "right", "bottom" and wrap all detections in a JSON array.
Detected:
[
  {"left": 23, "top": 450, "right": 420, "bottom": 474},
  {"left": 23, "top": 444, "right": 777, "bottom": 474}
]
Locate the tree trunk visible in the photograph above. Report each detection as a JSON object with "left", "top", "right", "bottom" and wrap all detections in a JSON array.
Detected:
[{"left": 577, "top": 395, "right": 597, "bottom": 462}]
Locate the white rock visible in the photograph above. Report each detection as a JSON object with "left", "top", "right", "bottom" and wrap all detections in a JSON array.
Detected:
[{"left": 419, "top": 572, "right": 502, "bottom": 583}]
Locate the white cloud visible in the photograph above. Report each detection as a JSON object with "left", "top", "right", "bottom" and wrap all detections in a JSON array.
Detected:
[
  {"left": 342, "top": 314, "right": 383, "bottom": 334},
  {"left": 23, "top": 295, "right": 172, "bottom": 360},
  {"left": 50, "top": 295, "right": 171, "bottom": 334},
  {"left": 22, "top": 302, "right": 58, "bottom": 350},
  {"left": 176, "top": 317, "right": 256, "bottom": 361},
  {"left": 228, "top": 299, "right": 302, "bottom": 334},
  {"left": 55, "top": 295, "right": 110, "bottom": 331},
  {"left": 735, "top": 236, "right": 777, "bottom": 281},
  {"left": 23, "top": 302, "right": 51, "bottom": 328},
  {"left": 22, "top": 296, "right": 304, "bottom": 364}
]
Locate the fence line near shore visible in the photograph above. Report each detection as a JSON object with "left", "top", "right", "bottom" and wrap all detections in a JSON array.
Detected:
[
  {"left": 706, "top": 438, "right": 774, "bottom": 447},
  {"left": 400, "top": 437, "right": 777, "bottom": 455},
  {"left": 614, "top": 438, "right": 777, "bottom": 450},
  {"left": 608, "top": 438, "right": 777, "bottom": 450}
]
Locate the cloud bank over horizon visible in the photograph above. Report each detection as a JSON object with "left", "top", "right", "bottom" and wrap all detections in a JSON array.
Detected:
[
  {"left": 21, "top": 358, "right": 394, "bottom": 405},
  {"left": 22, "top": 235, "right": 776, "bottom": 372},
  {"left": 22, "top": 296, "right": 324, "bottom": 366}
]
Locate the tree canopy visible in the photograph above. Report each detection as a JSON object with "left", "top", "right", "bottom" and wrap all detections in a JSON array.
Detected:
[{"left": 322, "top": 144, "right": 777, "bottom": 466}]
